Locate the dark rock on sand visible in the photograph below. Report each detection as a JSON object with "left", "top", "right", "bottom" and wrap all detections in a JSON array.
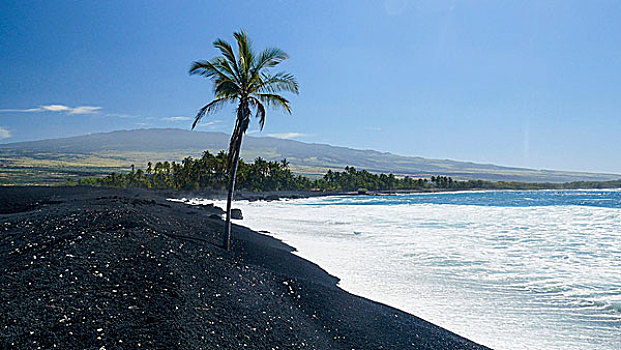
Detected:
[
  {"left": 0, "top": 186, "right": 489, "bottom": 350},
  {"left": 231, "top": 208, "right": 243, "bottom": 220}
]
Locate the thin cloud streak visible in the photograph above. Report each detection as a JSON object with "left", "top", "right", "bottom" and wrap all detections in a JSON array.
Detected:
[
  {"left": 0, "top": 108, "right": 46, "bottom": 113},
  {"left": 195, "top": 120, "right": 224, "bottom": 129},
  {"left": 266, "top": 132, "right": 307, "bottom": 139},
  {"left": 103, "top": 113, "right": 141, "bottom": 119},
  {"left": 69, "top": 106, "right": 101, "bottom": 114},
  {"left": 163, "top": 116, "right": 192, "bottom": 121},
  {"left": 0, "top": 104, "right": 101, "bottom": 115}
]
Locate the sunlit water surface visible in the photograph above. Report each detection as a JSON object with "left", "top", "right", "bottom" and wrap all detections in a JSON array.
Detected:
[{"left": 183, "top": 190, "right": 620, "bottom": 349}]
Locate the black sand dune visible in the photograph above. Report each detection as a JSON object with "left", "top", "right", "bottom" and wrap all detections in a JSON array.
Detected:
[{"left": 0, "top": 186, "right": 489, "bottom": 349}]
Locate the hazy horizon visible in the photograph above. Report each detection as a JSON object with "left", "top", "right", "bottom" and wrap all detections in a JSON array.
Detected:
[{"left": 1, "top": 1, "right": 620, "bottom": 173}]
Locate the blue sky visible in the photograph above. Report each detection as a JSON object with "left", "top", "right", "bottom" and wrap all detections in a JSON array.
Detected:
[{"left": 1, "top": 0, "right": 620, "bottom": 173}]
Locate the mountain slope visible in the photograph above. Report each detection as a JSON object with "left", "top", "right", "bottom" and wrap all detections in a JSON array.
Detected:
[{"left": 1, "top": 128, "right": 619, "bottom": 184}]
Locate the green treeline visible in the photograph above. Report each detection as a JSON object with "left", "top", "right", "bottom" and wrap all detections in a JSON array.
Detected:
[
  {"left": 78, "top": 151, "right": 621, "bottom": 192},
  {"left": 79, "top": 151, "right": 312, "bottom": 192}
]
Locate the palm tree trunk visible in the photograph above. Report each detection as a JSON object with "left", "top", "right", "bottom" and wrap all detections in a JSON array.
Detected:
[
  {"left": 223, "top": 132, "right": 243, "bottom": 251},
  {"left": 222, "top": 123, "right": 244, "bottom": 252}
]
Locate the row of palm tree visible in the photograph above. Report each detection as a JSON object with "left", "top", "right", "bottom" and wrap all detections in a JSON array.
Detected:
[
  {"left": 79, "top": 153, "right": 446, "bottom": 192},
  {"left": 80, "top": 151, "right": 313, "bottom": 191}
]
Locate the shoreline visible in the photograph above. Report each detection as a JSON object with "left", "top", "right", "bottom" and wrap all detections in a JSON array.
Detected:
[
  {"left": 1, "top": 186, "right": 489, "bottom": 349},
  {"left": 167, "top": 186, "right": 621, "bottom": 207}
]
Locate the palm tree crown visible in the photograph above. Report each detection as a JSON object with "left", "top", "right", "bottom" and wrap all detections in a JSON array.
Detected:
[{"left": 189, "top": 30, "right": 299, "bottom": 166}]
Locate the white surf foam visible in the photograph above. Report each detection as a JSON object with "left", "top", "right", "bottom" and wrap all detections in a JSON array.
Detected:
[{"left": 192, "top": 196, "right": 621, "bottom": 350}]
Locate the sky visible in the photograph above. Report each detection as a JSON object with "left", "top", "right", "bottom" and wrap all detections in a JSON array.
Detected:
[{"left": 1, "top": 0, "right": 620, "bottom": 173}]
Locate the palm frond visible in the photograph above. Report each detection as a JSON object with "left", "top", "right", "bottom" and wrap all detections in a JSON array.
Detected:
[
  {"left": 211, "top": 57, "right": 239, "bottom": 82},
  {"left": 249, "top": 97, "right": 267, "bottom": 130},
  {"left": 213, "top": 38, "right": 240, "bottom": 78},
  {"left": 251, "top": 47, "right": 289, "bottom": 78},
  {"left": 189, "top": 60, "right": 236, "bottom": 82},
  {"left": 233, "top": 30, "right": 254, "bottom": 83},
  {"left": 255, "top": 93, "right": 292, "bottom": 114},
  {"left": 255, "top": 72, "right": 299, "bottom": 94},
  {"left": 192, "top": 98, "right": 231, "bottom": 129},
  {"left": 215, "top": 80, "right": 240, "bottom": 99}
]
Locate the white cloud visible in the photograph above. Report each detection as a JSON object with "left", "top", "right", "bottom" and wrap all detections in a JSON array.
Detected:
[
  {"left": 0, "top": 127, "right": 11, "bottom": 139},
  {"left": 163, "top": 116, "right": 192, "bottom": 121},
  {"left": 0, "top": 104, "right": 101, "bottom": 115},
  {"left": 267, "top": 132, "right": 307, "bottom": 139},
  {"left": 68, "top": 106, "right": 101, "bottom": 114},
  {"left": 104, "top": 113, "right": 140, "bottom": 119},
  {"left": 196, "top": 120, "right": 223, "bottom": 129},
  {"left": 0, "top": 107, "right": 44, "bottom": 113},
  {"left": 41, "top": 104, "right": 71, "bottom": 112}
]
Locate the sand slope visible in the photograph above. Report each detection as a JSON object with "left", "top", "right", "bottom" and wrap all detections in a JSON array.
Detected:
[{"left": 0, "top": 187, "right": 488, "bottom": 349}]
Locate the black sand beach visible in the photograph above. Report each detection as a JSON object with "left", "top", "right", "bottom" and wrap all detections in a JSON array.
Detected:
[{"left": 1, "top": 186, "right": 489, "bottom": 349}]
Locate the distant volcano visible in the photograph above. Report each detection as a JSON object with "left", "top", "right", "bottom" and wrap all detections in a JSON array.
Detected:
[{"left": 1, "top": 128, "right": 619, "bottom": 184}]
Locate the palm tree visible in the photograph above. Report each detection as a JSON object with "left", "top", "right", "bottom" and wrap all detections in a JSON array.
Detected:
[{"left": 189, "top": 30, "right": 298, "bottom": 251}]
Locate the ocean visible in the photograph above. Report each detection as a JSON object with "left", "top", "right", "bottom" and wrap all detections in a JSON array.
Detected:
[{"left": 198, "top": 190, "right": 620, "bottom": 349}]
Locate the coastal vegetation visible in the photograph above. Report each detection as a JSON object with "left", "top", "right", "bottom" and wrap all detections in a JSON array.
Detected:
[
  {"left": 76, "top": 151, "right": 621, "bottom": 192},
  {"left": 188, "top": 30, "right": 299, "bottom": 250}
]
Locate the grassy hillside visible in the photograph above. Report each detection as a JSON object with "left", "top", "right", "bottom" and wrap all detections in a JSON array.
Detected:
[{"left": 1, "top": 128, "right": 619, "bottom": 185}]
